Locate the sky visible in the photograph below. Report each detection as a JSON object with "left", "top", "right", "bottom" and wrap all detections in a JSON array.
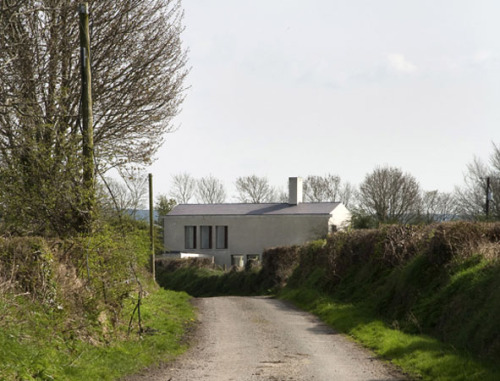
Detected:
[{"left": 148, "top": 0, "right": 500, "bottom": 201}]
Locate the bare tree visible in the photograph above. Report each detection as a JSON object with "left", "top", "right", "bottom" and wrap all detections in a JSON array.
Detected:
[
  {"left": 454, "top": 158, "right": 489, "bottom": 218},
  {"left": 492, "top": 143, "right": 500, "bottom": 172},
  {"left": 99, "top": 177, "right": 131, "bottom": 215},
  {"left": 302, "top": 174, "right": 354, "bottom": 207},
  {"left": 303, "top": 174, "right": 341, "bottom": 202},
  {"left": 99, "top": 169, "right": 147, "bottom": 217},
  {"left": 0, "top": 0, "right": 187, "bottom": 234},
  {"left": 118, "top": 168, "right": 148, "bottom": 217},
  {"left": 196, "top": 176, "right": 226, "bottom": 204},
  {"left": 276, "top": 189, "right": 289, "bottom": 203},
  {"left": 358, "top": 166, "right": 421, "bottom": 224},
  {"left": 454, "top": 145, "right": 500, "bottom": 220},
  {"left": 170, "top": 173, "right": 196, "bottom": 203},
  {"left": 0, "top": 0, "right": 187, "bottom": 169},
  {"left": 235, "top": 175, "right": 276, "bottom": 203},
  {"left": 420, "top": 190, "right": 455, "bottom": 223},
  {"left": 338, "top": 182, "right": 356, "bottom": 208}
]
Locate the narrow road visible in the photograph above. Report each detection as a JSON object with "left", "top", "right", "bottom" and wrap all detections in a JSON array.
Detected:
[{"left": 126, "top": 296, "right": 408, "bottom": 381}]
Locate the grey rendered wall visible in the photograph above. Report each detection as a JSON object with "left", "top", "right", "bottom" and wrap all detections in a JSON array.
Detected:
[{"left": 163, "top": 214, "right": 330, "bottom": 266}]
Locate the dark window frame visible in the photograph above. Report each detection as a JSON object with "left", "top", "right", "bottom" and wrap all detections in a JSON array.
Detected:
[
  {"left": 216, "top": 225, "right": 228, "bottom": 249},
  {"left": 247, "top": 254, "right": 260, "bottom": 262},
  {"left": 184, "top": 226, "right": 197, "bottom": 249},
  {"left": 200, "top": 225, "right": 213, "bottom": 249}
]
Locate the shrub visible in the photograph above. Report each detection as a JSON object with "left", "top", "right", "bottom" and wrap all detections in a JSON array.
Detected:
[
  {"left": 284, "top": 222, "right": 500, "bottom": 362},
  {"left": 156, "top": 257, "right": 214, "bottom": 272},
  {"left": 0, "top": 237, "right": 57, "bottom": 304},
  {"left": 425, "top": 222, "right": 485, "bottom": 265},
  {"left": 261, "top": 245, "right": 301, "bottom": 288}
]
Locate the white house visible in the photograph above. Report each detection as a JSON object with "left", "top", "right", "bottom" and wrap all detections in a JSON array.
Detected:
[{"left": 162, "top": 177, "right": 351, "bottom": 266}]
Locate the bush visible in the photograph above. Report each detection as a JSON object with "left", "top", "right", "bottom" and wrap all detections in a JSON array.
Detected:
[
  {"left": 153, "top": 221, "right": 500, "bottom": 362},
  {"left": 284, "top": 222, "right": 500, "bottom": 362},
  {"left": 0, "top": 220, "right": 155, "bottom": 343},
  {"left": 426, "top": 222, "right": 485, "bottom": 265},
  {"left": 261, "top": 245, "right": 301, "bottom": 289},
  {"left": 156, "top": 257, "right": 214, "bottom": 272},
  {"left": 0, "top": 237, "right": 56, "bottom": 304}
]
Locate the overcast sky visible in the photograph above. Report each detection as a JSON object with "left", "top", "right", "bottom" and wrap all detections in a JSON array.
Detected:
[{"left": 149, "top": 0, "right": 500, "bottom": 200}]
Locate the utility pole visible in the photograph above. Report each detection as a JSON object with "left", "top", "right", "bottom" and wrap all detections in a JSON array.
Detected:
[
  {"left": 486, "top": 176, "right": 491, "bottom": 219},
  {"left": 149, "top": 173, "right": 155, "bottom": 279},
  {"left": 79, "top": 2, "right": 95, "bottom": 233}
]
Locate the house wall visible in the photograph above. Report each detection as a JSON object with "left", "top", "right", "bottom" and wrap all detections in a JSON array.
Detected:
[
  {"left": 329, "top": 204, "right": 352, "bottom": 230},
  {"left": 163, "top": 214, "right": 331, "bottom": 266}
]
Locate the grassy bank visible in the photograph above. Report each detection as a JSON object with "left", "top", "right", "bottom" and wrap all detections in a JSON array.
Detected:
[
  {"left": 0, "top": 288, "right": 194, "bottom": 380},
  {"left": 281, "top": 287, "right": 500, "bottom": 381},
  {"left": 285, "top": 224, "right": 500, "bottom": 360},
  {"left": 0, "top": 222, "right": 195, "bottom": 380},
  {"left": 156, "top": 222, "right": 500, "bottom": 380},
  {"left": 281, "top": 223, "right": 500, "bottom": 380}
]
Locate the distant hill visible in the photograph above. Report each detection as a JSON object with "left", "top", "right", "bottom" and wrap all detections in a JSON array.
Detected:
[{"left": 127, "top": 209, "right": 159, "bottom": 221}]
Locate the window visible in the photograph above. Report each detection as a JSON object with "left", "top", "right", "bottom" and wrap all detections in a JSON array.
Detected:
[
  {"left": 231, "top": 255, "right": 244, "bottom": 267},
  {"left": 200, "top": 226, "right": 212, "bottom": 249},
  {"left": 216, "top": 226, "right": 228, "bottom": 249},
  {"left": 184, "top": 226, "right": 196, "bottom": 249},
  {"left": 247, "top": 254, "right": 260, "bottom": 262}
]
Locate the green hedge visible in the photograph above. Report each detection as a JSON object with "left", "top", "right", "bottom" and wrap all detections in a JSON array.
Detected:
[{"left": 285, "top": 222, "right": 500, "bottom": 361}]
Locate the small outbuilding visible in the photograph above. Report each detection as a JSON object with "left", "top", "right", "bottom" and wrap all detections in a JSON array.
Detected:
[{"left": 162, "top": 177, "right": 351, "bottom": 266}]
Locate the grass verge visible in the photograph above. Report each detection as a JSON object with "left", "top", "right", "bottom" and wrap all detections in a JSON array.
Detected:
[
  {"left": 280, "top": 287, "right": 500, "bottom": 381},
  {"left": 0, "top": 288, "right": 195, "bottom": 380}
]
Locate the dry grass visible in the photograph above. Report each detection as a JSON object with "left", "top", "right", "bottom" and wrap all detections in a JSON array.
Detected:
[{"left": 477, "top": 242, "right": 500, "bottom": 262}]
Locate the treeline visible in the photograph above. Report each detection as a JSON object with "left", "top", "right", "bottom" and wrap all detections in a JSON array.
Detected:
[{"left": 161, "top": 143, "right": 500, "bottom": 225}]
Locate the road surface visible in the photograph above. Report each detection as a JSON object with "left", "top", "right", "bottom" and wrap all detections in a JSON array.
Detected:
[{"left": 125, "top": 296, "right": 408, "bottom": 381}]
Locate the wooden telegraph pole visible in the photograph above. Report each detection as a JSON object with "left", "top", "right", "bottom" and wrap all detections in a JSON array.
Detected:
[
  {"left": 149, "top": 174, "right": 155, "bottom": 279},
  {"left": 79, "top": 2, "right": 95, "bottom": 233},
  {"left": 486, "top": 176, "right": 491, "bottom": 219}
]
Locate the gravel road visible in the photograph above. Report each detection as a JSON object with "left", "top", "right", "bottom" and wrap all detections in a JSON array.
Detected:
[{"left": 124, "top": 296, "right": 408, "bottom": 381}]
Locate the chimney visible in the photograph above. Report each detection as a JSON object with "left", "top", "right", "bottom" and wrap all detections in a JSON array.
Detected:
[{"left": 288, "top": 177, "right": 303, "bottom": 205}]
